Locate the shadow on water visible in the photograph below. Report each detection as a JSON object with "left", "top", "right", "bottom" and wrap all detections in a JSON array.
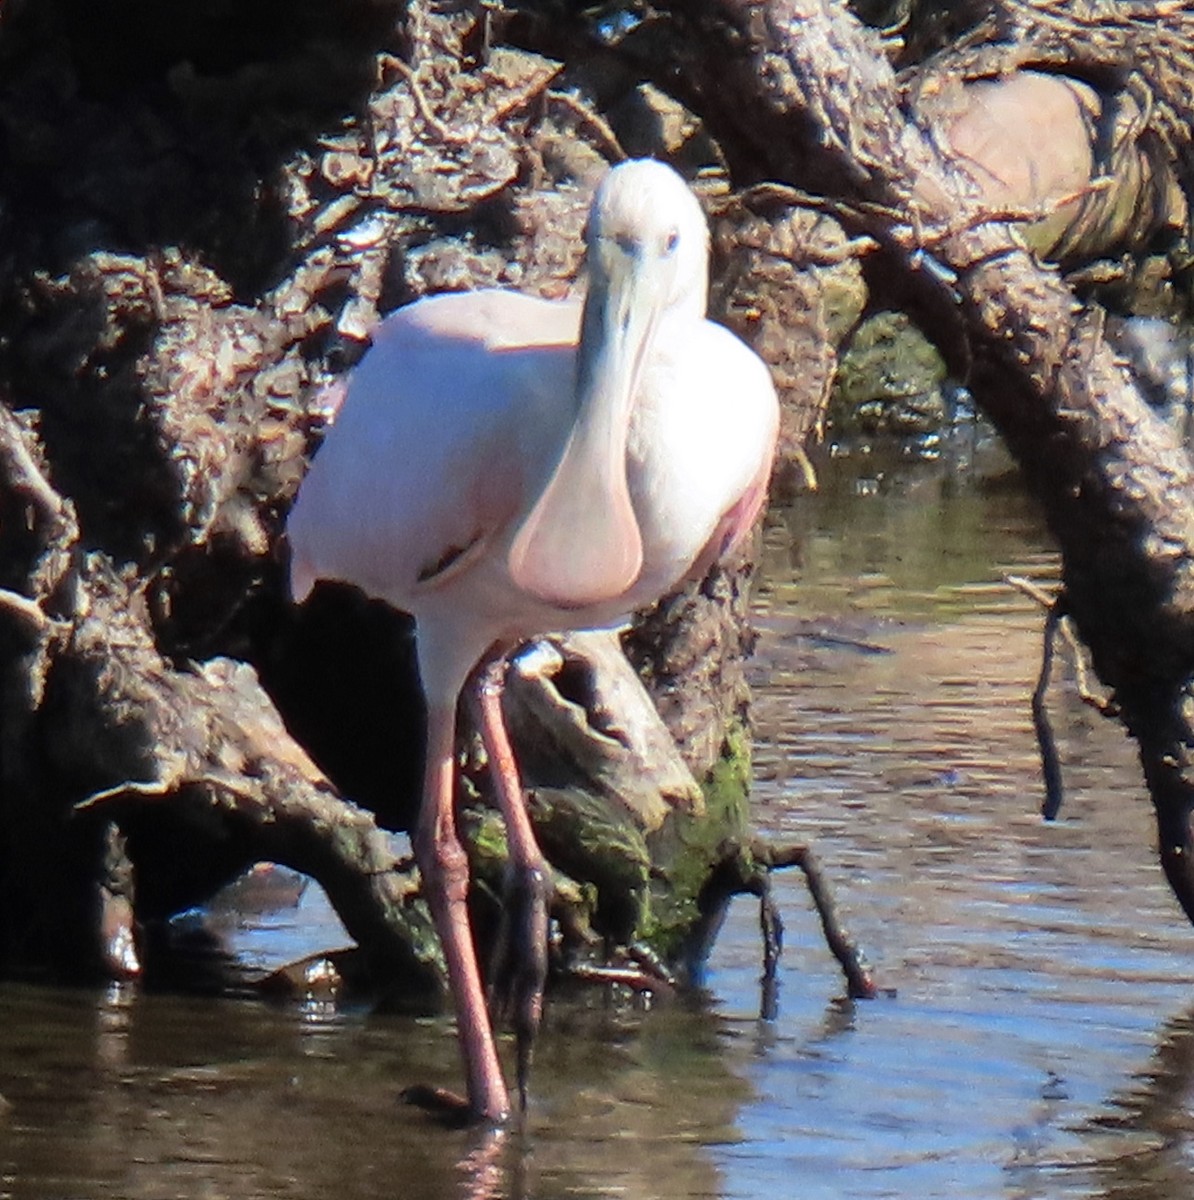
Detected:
[{"left": 6, "top": 448, "right": 1194, "bottom": 1198}]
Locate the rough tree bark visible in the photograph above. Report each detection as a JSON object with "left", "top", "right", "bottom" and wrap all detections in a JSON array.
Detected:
[
  {"left": 571, "top": 0, "right": 1194, "bottom": 921},
  {"left": 3, "top": 0, "right": 1192, "bottom": 1005},
  {"left": 0, "top": 0, "right": 867, "bottom": 997}
]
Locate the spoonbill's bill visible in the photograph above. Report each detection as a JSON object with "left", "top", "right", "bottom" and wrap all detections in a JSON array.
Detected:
[{"left": 287, "top": 158, "right": 779, "bottom": 1122}]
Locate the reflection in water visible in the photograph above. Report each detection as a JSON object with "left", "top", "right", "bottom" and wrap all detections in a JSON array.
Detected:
[
  {"left": 1083, "top": 1005, "right": 1194, "bottom": 1200},
  {"left": 5, "top": 458, "right": 1194, "bottom": 1198},
  {"left": 0, "top": 980, "right": 745, "bottom": 1200}
]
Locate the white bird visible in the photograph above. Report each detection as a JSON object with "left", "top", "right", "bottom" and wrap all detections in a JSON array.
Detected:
[{"left": 287, "top": 158, "right": 779, "bottom": 1122}]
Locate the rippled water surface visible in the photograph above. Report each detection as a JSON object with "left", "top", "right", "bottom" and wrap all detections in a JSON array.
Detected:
[{"left": 5, "top": 458, "right": 1194, "bottom": 1199}]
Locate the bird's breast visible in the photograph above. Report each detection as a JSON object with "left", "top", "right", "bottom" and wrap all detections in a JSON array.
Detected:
[{"left": 622, "top": 319, "right": 778, "bottom": 594}]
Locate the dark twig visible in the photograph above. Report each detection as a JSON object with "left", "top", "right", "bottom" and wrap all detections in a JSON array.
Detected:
[
  {"left": 0, "top": 588, "right": 51, "bottom": 633},
  {"left": 1011, "top": 573, "right": 1069, "bottom": 818},
  {"left": 758, "top": 872, "right": 784, "bottom": 1020},
  {"left": 751, "top": 839, "right": 877, "bottom": 999},
  {"left": 1006, "top": 573, "right": 1121, "bottom": 820},
  {"left": 546, "top": 91, "right": 627, "bottom": 163},
  {"left": 0, "top": 403, "right": 71, "bottom": 528},
  {"left": 1034, "top": 604, "right": 1066, "bottom": 820},
  {"left": 759, "top": 874, "right": 784, "bottom": 984}
]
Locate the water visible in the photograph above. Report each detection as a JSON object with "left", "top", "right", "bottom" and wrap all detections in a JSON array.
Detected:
[
  {"left": 729, "top": 460, "right": 1194, "bottom": 1198},
  {"left": 3, "top": 457, "right": 1194, "bottom": 1199}
]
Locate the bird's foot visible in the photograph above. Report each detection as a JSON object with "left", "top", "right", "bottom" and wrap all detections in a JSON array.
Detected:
[
  {"left": 401, "top": 1083, "right": 507, "bottom": 1127},
  {"left": 488, "top": 860, "right": 552, "bottom": 1114}
]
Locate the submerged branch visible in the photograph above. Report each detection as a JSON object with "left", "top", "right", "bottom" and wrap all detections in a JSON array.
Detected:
[{"left": 749, "top": 838, "right": 877, "bottom": 1000}]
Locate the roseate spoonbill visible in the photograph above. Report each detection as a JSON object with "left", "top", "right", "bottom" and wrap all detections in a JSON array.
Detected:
[{"left": 287, "top": 158, "right": 779, "bottom": 1122}]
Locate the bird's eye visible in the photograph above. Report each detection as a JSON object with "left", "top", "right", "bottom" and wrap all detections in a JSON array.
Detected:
[{"left": 663, "top": 230, "right": 680, "bottom": 255}]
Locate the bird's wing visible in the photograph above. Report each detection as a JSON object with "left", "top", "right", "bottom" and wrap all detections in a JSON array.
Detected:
[
  {"left": 287, "top": 291, "right": 580, "bottom": 609},
  {"left": 687, "top": 442, "right": 776, "bottom": 584},
  {"left": 390, "top": 289, "right": 582, "bottom": 350}
]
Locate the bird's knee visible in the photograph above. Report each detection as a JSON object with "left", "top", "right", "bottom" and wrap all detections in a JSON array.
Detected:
[{"left": 415, "top": 826, "right": 471, "bottom": 908}]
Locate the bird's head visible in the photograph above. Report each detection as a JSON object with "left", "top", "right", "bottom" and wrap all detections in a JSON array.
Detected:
[
  {"left": 584, "top": 158, "right": 710, "bottom": 323},
  {"left": 507, "top": 160, "right": 711, "bottom": 610}
]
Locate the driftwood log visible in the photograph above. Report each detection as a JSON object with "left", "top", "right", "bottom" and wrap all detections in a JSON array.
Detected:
[
  {"left": 2, "top": 0, "right": 1194, "bottom": 1003},
  {"left": 749, "top": 0, "right": 1194, "bottom": 925},
  {"left": 513, "top": 0, "right": 1194, "bottom": 920},
  {"left": 0, "top": 0, "right": 871, "bottom": 997}
]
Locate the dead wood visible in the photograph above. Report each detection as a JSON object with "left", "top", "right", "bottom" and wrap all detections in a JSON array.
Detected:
[
  {"left": 0, "top": 400, "right": 443, "bottom": 987},
  {"left": 582, "top": 0, "right": 1194, "bottom": 923},
  {"left": 7, "top": 0, "right": 1193, "bottom": 998},
  {"left": 0, "top": 1, "right": 841, "bottom": 991}
]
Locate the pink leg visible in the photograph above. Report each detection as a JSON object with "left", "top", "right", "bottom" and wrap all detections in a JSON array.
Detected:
[
  {"left": 475, "top": 658, "right": 551, "bottom": 1113},
  {"left": 415, "top": 700, "right": 510, "bottom": 1123}
]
